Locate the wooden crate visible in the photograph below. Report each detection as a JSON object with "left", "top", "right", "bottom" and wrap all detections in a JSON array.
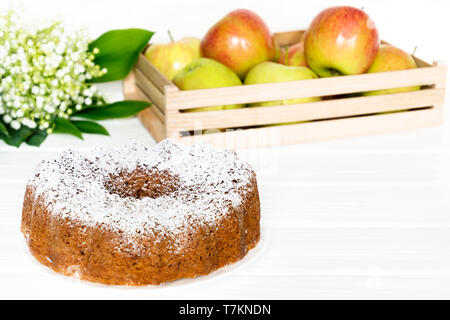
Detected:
[{"left": 123, "top": 30, "right": 447, "bottom": 149}]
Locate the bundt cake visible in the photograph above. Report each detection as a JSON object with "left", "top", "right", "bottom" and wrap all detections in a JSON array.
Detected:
[{"left": 21, "top": 139, "right": 260, "bottom": 285}]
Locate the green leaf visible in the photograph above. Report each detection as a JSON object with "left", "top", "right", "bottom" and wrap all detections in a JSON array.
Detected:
[
  {"left": 89, "top": 29, "right": 154, "bottom": 82},
  {"left": 53, "top": 117, "right": 83, "bottom": 140},
  {"left": 25, "top": 131, "right": 48, "bottom": 147},
  {"left": 72, "top": 100, "right": 149, "bottom": 120},
  {"left": 0, "top": 121, "right": 8, "bottom": 136},
  {"left": 0, "top": 125, "right": 33, "bottom": 148},
  {"left": 71, "top": 120, "right": 110, "bottom": 136}
]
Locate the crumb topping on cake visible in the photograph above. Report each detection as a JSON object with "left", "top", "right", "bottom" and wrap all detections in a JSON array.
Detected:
[{"left": 28, "top": 140, "right": 255, "bottom": 253}]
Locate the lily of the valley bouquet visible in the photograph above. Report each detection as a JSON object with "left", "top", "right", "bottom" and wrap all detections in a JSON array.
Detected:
[{"left": 0, "top": 11, "right": 153, "bottom": 147}]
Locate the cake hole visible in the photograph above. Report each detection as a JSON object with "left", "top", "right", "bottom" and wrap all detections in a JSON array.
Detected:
[{"left": 104, "top": 168, "right": 180, "bottom": 200}]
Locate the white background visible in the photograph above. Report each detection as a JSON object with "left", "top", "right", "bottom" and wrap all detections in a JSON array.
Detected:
[{"left": 1, "top": 0, "right": 450, "bottom": 299}]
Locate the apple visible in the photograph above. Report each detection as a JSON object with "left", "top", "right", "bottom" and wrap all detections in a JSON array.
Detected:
[
  {"left": 304, "top": 6, "right": 380, "bottom": 77},
  {"left": 173, "top": 58, "right": 243, "bottom": 111},
  {"left": 278, "top": 42, "right": 308, "bottom": 67},
  {"left": 145, "top": 32, "right": 200, "bottom": 81},
  {"left": 363, "top": 45, "right": 420, "bottom": 96},
  {"left": 200, "top": 9, "right": 276, "bottom": 79},
  {"left": 183, "top": 37, "right": 201, "bottom": 58},
  {"left": 244, "top": 61, "right": 320, "bottom": 107}
]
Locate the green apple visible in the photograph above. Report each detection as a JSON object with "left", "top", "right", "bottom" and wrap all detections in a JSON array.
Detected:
[
  {"left": 173, "top": 58, "right": 243, "bottom": 111},
  {"left": 244, "top": 61, "right": 320, "bottom": 107},
  {"left": 304, "top": 6, "right": 380, "bottom": 77},
  {"left": 363, "top": 45, "right": 420, "bottom": 96},
  {"left": 144, "top": 32, "right": 200, "bottom": 81}
]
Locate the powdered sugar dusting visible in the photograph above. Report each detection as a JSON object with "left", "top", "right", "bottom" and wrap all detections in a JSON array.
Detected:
[{"left": 29, "top": 139, "right": 255, "bottom": 254}]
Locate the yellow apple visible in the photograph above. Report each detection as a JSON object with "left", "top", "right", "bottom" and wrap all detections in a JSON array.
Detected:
[
  {"left": 363, "top": 45, "right": 420, "bottom": 96},
  {"left": 183, "top": 37, "right": 201, "bottom": 58},
  {"left": 144, "top": 32, "right": 200, "bottom": 81}
]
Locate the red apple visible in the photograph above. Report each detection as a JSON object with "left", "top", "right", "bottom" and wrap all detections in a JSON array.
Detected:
[
  {"left": 200, "top": 9, "right": 276, "bottom": 78},
  {"left": 278, "top": 42, "right": 308, "bottom": 67},
  {"left": 304, "top": 6, "right": 380, "bottom": 77}
]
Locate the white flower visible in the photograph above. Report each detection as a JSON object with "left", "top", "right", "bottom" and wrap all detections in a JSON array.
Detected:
[
  {"left": 35, "top": 97, "right": 44, "bottom": 108},
  {"left": 44, "top": 105, "right": 55, "bottom": 113},
  {"left": 0, "top": 12, "right": 107, "bottom": 132},
  {"left": 3, "top": 115, "right": 12, "bottom": 123},
  {"left": 55, "top": 44, "right": 66, "bottom": 55},
  {"left": 71, "top": 52, "right": 80, "bottom": 61},
  {"left": 0, "top": 48, "right": 7, "bottom": 59},
  {"left": 25, "top": 119, "right": 37, "bottom": 129},
  {"left": 10, "top": 120, "right": 20, "bottom": 130}
]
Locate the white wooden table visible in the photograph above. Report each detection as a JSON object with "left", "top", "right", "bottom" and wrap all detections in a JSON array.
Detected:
[
  {"left": 2, "top": 0, "right": 450, "bottom": 300},
  {"left": 1, "top": 83, "right": 450, "bottom": 299}
]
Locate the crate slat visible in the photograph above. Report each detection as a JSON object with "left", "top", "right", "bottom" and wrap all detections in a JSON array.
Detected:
[
  {"left": 135, "top": 68, "right": 166, "bottom": 115},
  {"left": 136, "top": 54, "right": 176, "bottom": 93},
  {"left": 165, "top": 65, "right": 446, "bottom": 110},
  {"left": 273, "top": 30, "right": 305, "bottom": 46},
  {"left": 138, "top": 108, "right": 166, "bottom": 142},
  {"left": 433, "top": 61, "right": 447, "bottom": 89},
  {"left": 122, "top": 71, "right": 165, "bottom": 123},
  {"left": 172, "top": 88, "right": 444, "bottom": 130},
  {"left": 413, "top": 56, "right": 432, "bottom": 68},
  {"left": 176, "top": 108, "right": 444, "bottom": 149}
]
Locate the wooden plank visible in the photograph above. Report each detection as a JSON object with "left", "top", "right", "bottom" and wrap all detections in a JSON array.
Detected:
[
  {"left": 135, "top": 68, "right": 166, "bottom": 115},
  {"left": 138, "top": 108, "right": 166, "bottom": 142},
  {"left": 166, "top": 65, "right": 446, "bottom": 110},
  {"left": 177, "top": 108, "right": 444, "bottom": 149},
  {"left": 122, "top": 73, "right": 165, "bottom": 123},
  {"left": 136, "top": 54, "right": 177, "bottom": 92},
  {"left": 172, "top": 88, "right": 445, "bottom": 130},
  {"left": 134, "top": 85, "right": 166, "bottom": 123},
  {"left": 433, "top": 61, "right": 447, "bottom": 89},
  {"left": 414, "top": 56, "right": 432, "bottom": 68},
  {"left": 122, "top": 70, "right": 139, "bottom": 100},
  {"left": 273, "top": 30, "right": 305, "bottom": 46}
]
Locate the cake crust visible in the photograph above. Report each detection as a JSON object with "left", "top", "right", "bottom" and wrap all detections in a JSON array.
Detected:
[{"left": 21, "top": 140, "right": 260, "bottom": 285}]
